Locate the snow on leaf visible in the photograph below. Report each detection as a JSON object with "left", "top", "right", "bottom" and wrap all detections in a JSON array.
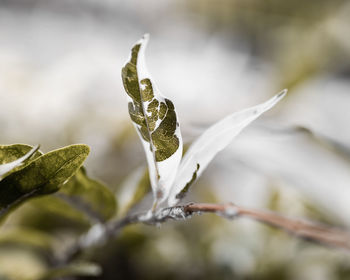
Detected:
[
  {"left": 168, "top": 90, "right": 287, "bottom": 206},
  {"left": 121, "top": 34, "right": 183, "bottom": 205}
]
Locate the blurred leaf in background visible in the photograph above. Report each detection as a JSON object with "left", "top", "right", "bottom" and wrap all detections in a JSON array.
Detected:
[{"left": 0, "top": 0, "right": 350, "bottom": 279}]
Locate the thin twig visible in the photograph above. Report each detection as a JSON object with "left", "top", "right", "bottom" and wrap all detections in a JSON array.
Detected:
[
  {"left": 184, "top": 203, "right": 350, "bottom": 250},
  {"left": 61, "top": 202, "right": 350, "bottom": 264}
]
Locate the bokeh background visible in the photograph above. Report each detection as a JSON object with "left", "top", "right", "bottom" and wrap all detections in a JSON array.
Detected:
[{"left": 1, "top": 0, "right": 350, "bottom": 279}]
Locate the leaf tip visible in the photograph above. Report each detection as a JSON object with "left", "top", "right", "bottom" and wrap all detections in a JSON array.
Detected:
[
  {"left": 142, "top": 33, "right": 150, "bottom": 40},
  {"left": 24, "top": 144, "right": 41, "bottom": 161},
  {"left": 138, "top": 33, "right": 150, "bottom": 46},
  {"left": 277, "top": 88, "right": 288, "bottom": 99},
  {"left": 68, "top": 144, "right": 91, "bottom": 158},
  {"left": 33, "top": 144, "right": 40, "bottom": 153},
  {"left": 80, "top": 144, "right": 90, "bottom": 155}
]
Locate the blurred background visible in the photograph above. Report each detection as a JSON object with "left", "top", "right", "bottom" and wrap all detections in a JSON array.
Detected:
[{"left": 1, "top": 0, "right": 350, "bottom": 279}]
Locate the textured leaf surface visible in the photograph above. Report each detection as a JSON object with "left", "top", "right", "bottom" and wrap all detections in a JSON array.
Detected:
[
  {"left": 60, "top": 167, "right": 117, "bottom": 222},
  {"left": 122, "top": 34, "right": 183, "bottom": 203},
  {"left": 0, "top": 144, "right": 41, "bottom": 179},
  {"left": 0, "top": 144, "right": 90, "bottom": 218},
  {"left": 168, "top": 90, "right": 287, "bottom": 206}
]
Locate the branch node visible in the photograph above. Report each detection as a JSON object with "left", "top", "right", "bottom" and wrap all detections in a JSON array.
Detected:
[
  {"left": 157, "top": 205, "right": 189, "bottom": 221},
  {"left": 219, "top": 203, "right": 239, "bottom": 219}
]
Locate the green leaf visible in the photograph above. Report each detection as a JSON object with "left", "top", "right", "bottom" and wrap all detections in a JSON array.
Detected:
[
  {"left": 28, "top": 167, "right": 116, "bottom": 226},
  {"left": 0, "top": 144, "right": 41, "bottom": 179},
  {"left": 59, "top": 167, "right": 117, "bottom": 222},
  {"left": 0, "top": 144, "right": 42, "bottom": 165},
  {"left": 39, "top": 262, "right": 101, "bottom": 280},
  {"left": 122, "top": 34, "right": 183, "bottom": 205},
  {"left": 0, "top": 144, "right": 90, "bottom": 219},
  {"left": 29, "top": 195, "right": 90, "bottom": 226}
]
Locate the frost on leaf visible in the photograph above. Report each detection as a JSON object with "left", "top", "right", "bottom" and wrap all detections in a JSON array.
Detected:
[
  {"left": 122, "top": 35, "right": 286, "bottom": 208},
  {"left": 121, "top": 34, "right": 183, "bottom": 204}
]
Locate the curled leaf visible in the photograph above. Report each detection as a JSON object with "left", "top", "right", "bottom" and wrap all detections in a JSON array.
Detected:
[
  {"left": 122, "top": 34, "right": 183, "bottom": 205},
  {"left": 168, "top": 90, "right": 287, "bottom": 206}
]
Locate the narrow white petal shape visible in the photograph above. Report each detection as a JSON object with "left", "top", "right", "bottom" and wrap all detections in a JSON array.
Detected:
[{"left": 168, "top": 90, "right": 287, "bottom": 206}]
